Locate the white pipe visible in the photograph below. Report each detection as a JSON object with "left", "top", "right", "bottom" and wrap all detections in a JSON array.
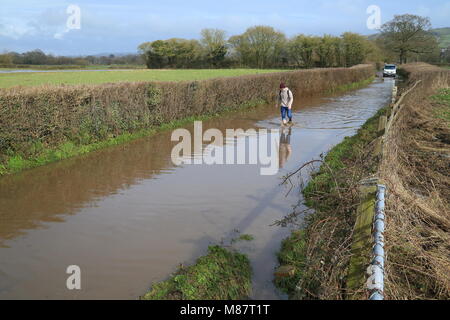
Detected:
[{"left": 367, "top": 184, "right": 386, "bottom": 300}]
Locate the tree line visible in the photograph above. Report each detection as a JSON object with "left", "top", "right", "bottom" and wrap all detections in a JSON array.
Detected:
[
  {"left": 0, "top": 14, "right": 443, "bottom": 69},
  {"left": 0, "top": 50, "right": 143, "bottom": 66},
  {"left": 138, "top": 27, "right": 382, "bottom": 69},
  {"left": 138, "top": 14, "right": 443, "bottom": 69}
]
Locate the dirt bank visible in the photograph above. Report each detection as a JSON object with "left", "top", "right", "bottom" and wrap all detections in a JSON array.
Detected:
[
  {"left": 275, "top": 63, "right": 450, "bottom": 300},
  {"left": 380, "top": 63, "right": 450, "bottom": 299}
]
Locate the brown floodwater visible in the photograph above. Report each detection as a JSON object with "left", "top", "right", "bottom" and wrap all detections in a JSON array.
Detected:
[{"left": 0, "top": 78, "right": 395, "bottom": 299}]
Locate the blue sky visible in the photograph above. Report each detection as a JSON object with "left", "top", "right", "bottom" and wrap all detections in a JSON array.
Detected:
[{"left": 1, "top": 0, "right": 449, "bottom": 55}]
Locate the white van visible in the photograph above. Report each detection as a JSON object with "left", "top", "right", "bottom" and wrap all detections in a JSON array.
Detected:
[{"left": 383, "top": 64, "right": 397, "bottom": 77}]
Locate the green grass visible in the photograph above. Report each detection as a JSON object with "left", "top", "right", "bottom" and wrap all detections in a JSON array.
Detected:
[
  {"left": 303, "top": 106, "right": 385, "bottom": 209},
  {"left": 141, "top": 245, "right": 252, "bottom": 300},
  {"left": 431, "top": 88, "right": 450, "bottom": 126},
  {"left": 0, "top": 131, "right": 155, "bottom": 175},
  {"left": 275, "top": 230, "right": 307, "bottom": 297},
  {"left": 0, "top": 68, "right": 285, "bottom": 89},
  {"left": 326, "top": 76, "right": 375, "bottom": 95},
  {"left": 231, "top": 234, "right": 255, "bottom": 243}
]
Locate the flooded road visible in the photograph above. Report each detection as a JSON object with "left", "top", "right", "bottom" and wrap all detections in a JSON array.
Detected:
[{"left": 0, "top": 79, "right": 394, "bottom": 299}]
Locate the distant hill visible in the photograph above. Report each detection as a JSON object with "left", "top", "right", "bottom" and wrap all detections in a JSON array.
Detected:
[
  {"left": 91, "top": 52, "right": 138, "bottom": 57},
  {"left": 367, "top": 27, "right": 450, "bottom": 48},
  {"left": 367, "top": 33, "right": 379, "bottom": 41},
  {"left": 431, "top": 27, "right": 450, "bottom": 48},
  {"left": 65, "top": 52, "right": 138, "bottom": 58}
]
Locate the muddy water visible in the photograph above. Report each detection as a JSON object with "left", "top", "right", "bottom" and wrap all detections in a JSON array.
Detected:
[{"left": 0, "top": 78, "right": 394, "bottom": 299}]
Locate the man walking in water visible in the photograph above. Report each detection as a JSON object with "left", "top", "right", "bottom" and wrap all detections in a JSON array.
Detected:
[{"left": 278, "top": 82, "right": 294, "bottom": 125}]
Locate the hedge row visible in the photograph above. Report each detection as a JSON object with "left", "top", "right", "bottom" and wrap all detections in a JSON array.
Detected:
[{"left": 0, "top": 65, "right": 374, "bottom": 161}]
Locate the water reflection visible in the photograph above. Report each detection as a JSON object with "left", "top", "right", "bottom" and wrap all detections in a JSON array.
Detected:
[
  {"left": 0, "top": 134, "right": 176, "bottom": 247},
  {"left": 279, "top": 127, "right": 292, "bottom": 169}
]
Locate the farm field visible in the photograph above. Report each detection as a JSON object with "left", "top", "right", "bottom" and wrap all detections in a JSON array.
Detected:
[
  {"left": 0, "top": 68, "right": 285, "bottom": 88},
  {"left": 0, "top": 64, "right": 146, "bottom": 70}
]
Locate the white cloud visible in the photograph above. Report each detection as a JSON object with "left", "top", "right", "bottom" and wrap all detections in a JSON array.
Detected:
[
  {"left": 0, "top": 5, "right": 80, "bottom": 41},
  {"left": 0, "top": 19, "right": 36, "bottom": 39},
  {"left": 54, "top": 28, "right": 70, "bottom": 40}
]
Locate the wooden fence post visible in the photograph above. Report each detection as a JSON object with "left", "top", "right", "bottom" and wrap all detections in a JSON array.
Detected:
[
  {"left": 377, "top": 116, "right": 387, "bottom": 137},
  {"left": 347, "top": 181, "right": 377, "bottom": 299}
]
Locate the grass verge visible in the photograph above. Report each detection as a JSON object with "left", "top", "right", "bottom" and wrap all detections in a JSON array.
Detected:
[
  {"left": 431, "top": 88, "right": 450, "bottom": 125},
  {"left": 231, "top": 234, "right": 255, "bottom": 243},
  {"left": 379, "top": 66, "right": 450, "bottom": 299},
  {"left": 275, "top": 106, "right": 386, "bottom": 299},
  {"left": 326, "top": 76, "right": 375, "bottom": 95},
  {"left": 141, "top": 245, "right": 252, "bottom": 300}
]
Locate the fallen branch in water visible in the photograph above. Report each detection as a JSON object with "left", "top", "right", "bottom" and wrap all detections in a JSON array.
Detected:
[
  {"left": 281, "top": 159, "right": 342, "bottom": 199},
  {"left": 280, "top": 160, "right": 323, "bottom": 185}
]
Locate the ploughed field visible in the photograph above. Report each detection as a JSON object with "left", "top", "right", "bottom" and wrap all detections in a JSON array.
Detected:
[{"left": 0, "top": 68, "right": 284, "bottom": 88}]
